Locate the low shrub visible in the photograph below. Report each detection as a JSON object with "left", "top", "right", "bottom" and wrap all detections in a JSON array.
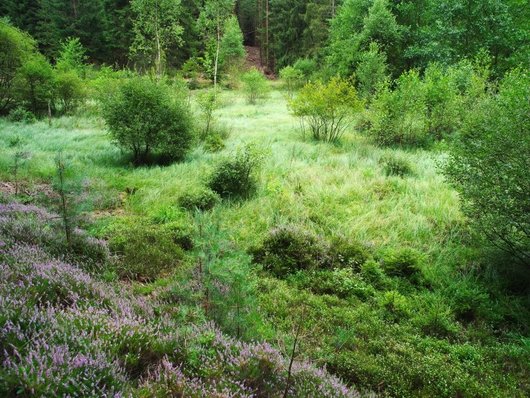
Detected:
[
  {"left": 379, "top": 153, "right": 414, "bottom": 177},
  {"left": 241, "top": 68, "right": 269, "bottom": 104},
  {"left": 329, "top": 236, "right": 370, "bottom": 270},
  {"left": 179, "top": 188, "right": 220, "bottom": 211},
  {"left": 106, "top": 218, "right": 191, "bottom": 281},
  {"left": 289, "top": 77, "right": 362, "bottom": 143},
  {"left": 381, "top": 247, "right": 423, "bottom": 281},
  {"left": 208, "top": 144, "right": 264, "bottom": 199},
  {"left": 379, "top": 290, "right": 411, "bottom": 321},
  {"left": 291, "top": 269, "right": 375, "bottom": 299},
  {"left": 360, "top": 259, "right": 389, "bottom": 289},
  {"left": 7, "top": 106, "right": 36, "bottom": 123},
  {"left": 252, "top": 224, "right": 331, "bottom": 278},
  {"left": 414, "top": 294, "right": 459, "bottom": 338}
]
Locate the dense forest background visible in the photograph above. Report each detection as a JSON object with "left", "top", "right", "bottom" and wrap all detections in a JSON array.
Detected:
[{"left": 1, "top": 0, "right": 528, "bottom": 76}]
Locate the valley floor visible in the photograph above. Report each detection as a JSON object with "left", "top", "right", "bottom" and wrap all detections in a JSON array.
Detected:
[{"left": 0, "top": 87, "right": 528, "bottom": 397}]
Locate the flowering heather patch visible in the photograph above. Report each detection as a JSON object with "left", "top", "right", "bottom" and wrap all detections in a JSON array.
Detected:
[{"left": 0, "top": 201, "right": 363, "bottom": 397}]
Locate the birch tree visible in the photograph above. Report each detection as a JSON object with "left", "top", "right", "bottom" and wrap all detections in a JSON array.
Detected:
[
  {"left": 198, "top": 0, "right": 235, "bottom": 89},
  {"left": 130, "top": 0, "right": 183, "bottom": 76}
]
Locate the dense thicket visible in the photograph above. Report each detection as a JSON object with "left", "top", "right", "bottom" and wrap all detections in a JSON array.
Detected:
[{"left": 2, "top": 0, "right": 527, "bottom": 76}]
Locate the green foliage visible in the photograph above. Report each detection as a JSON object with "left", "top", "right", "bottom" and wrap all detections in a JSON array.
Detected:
[
  {"left": 443, "top": 69, "right": 530, "bottom": 265},
  {"left": 196, "top": 88, "right": 220, "bottom": 138},
  {"left": 15, "top": 54, "right": 54, "bottom": 115},
  {"left": 54, "top": 70, "right": 85, "bottom": 114},
  {"left": 106, "top": 217, "right": 190, "bottom": 281},
  {"left": 102, "top": 77, "right": 194, "bottom": 165},
  {"left": 252, "top": 225, "right": 331, "bottom": 278},
  {"left": 240, "top": 68, "right": 269, "bottom": 104},
  {"left": 356, "top": 42, "right": 389, "bottom": 100},
  {"left": 367, "top": 70, "right": 429, "bottom": 147},
  {"left": 179, "top": 188, "right": 220, "bottom": 211},
  {"left": 130, "top": 0, "right": 183, "bottom": 75},
  {"left": 381, "top": 247, "right": 423, "bottom": 280},
  {"left": 208, "top": 144, "right": 264, "bottom": 199},
  {"left": 0, "top": 20, "right": 37, "bottom": 113},
  {"left": 292, "top": 58, "right": 317, "bottom": 83},
  {"left": 379, "top": 153, "right": 414, "bottom": 177},
  {"left": 289, "top": 77, "right": 361, "bottom": 142},
  {"left": 7, "top": 106, "right": 35, "bottom": 123},
  {"left": 279, "top": 65, "right": 303, "bottom": 98},
  {"left": 219, "top": 16, "right": 245, "bottom": 70},
  {"left": 56, "top": 37, "right": 88, "bottom": 76}
]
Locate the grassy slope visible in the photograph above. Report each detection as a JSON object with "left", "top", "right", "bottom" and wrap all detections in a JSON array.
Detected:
[{"left": 0, "top": 87, "right": 528, "bottom": 397}]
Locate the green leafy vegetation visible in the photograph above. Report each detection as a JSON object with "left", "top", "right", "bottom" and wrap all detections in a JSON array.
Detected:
[{"left": 0, "top": 2, "right": 528, "bottom": 397}]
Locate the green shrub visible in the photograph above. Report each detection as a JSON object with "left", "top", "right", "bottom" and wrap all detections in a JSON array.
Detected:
[
  {"left": 0, "top": 20, "right": 37, "bottom": 114},
  {"left": 289, "top": 77, "right": 362, "bottom": 143},
  {"left": 380, "top": 290, "right": 411, "bottom": 320},
  {"left": 415, "top": 294, "right": 459, "bottom": 338},
  {"left": 208, "top": 144, "right": 263, "bottom": 199},
  {"left": 196, "top": 89, "right": 220, "bottom": 138},
  {"left": 252, "top": 224, "right": 331, "bottom": 278},
  {"left": 329, "top": 236, "right": 369, "bottom": 270},
  {"left": 368, "top": 70, "right": 429, "bottom": 147},
  {"left": 293, "top": 58, "right": 317, "bottom": 83},
  {"left": 381, "top": 247, "right": 423, "bottom": 280},
  {"left": 102, "top": 77, "right": 194, "bottom": 165},
  {"left": 379, "top": 153, "right": 414, "bottom": 177},
  {"left": 16, "top": 55, "right": 55, "bottom": 115},
  {"left": 106, "top": 218, "right": 191, "bottom": 281},
  {"left": 179, "top": 188, "right": 220, "bottom": 211},
  {"left": 355, "top": 42, "right": 389, "bottom": 101},
  {"left": 360, "top": 259, "right": 388, "bottom": 289},
  {"left": 54, "top": 70, "right": 85, "bottom": 114},
  {"left": 443, "top": 69, "right": 530, "bottom": 265},
  {"left": 241, "top": 68, "right": 269, "bottom": 104},
  {"left": 7, "top": 106, "right": 36, "bottom": 123},
  {"left": 279, "top": 65, "right": 303, "bottom": 98}
]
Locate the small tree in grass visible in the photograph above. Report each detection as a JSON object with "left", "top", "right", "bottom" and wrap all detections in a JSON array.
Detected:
[
  {"left": 241, "top": 68, "right": 269, "bottom": 104},
  {"left": 102, "top": 77, "right": 194, "bottom": 165},
  {"left": 279, "top": 65, "right": 303, "bottom": 99},
  {"left": 196, "top": 88, "right": 220, "bottom": 138},
  {"left": 289, "top": 77, "right": 362, "bottom": 143}
]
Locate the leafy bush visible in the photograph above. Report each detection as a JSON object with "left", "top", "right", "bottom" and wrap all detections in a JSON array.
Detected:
[
  {"left": 293, "top": 58, "right": 317, "bottom": 83},
  {"left": 241, "top": 68, "right": 269, "bottom": 104},
  {"left": 208, "top": 144, "right": 263, "bottom": 199},
  {"left": 289, "top": 77, "right": 361, "bottom": 142},
  {"left": 252, "top": 225, "right": 331, "bottom": 278},
  {"left": 7, "top": 106, "right": 36, "bottom": 123},
  {"left": 54, "top": 70, "right": 85, "bottom": 114},
  {"left": 329, "top": 236, "right": 369, "bottom": 270},
  {"left": 106, "top": 218, "right": 190, "bottom": 281},
  {"left": 355, "top": 42, "right": 388, "bottom": 100},
  {"left": 381, "top": 247, "right": 423, "bottom": 280},
  {"left": 16, "top": 55, "right": 55, "bottom": 115},
  {"left": 179, "top": 188, "right": 220, "bottom": 211},
  {"left": 291, "top": 269, "right": 375, "bottom": 299},
  {"left": 0, "top": 20, "right": 37, "bottom": 113},
  {"left": 443, "top": 69, "right": 530, "bottom": 266},
  {"left": 102, "top": 77, "right": 194, "bottom": 165},
  {"left": 279, "top": 65, "right": 303, "bottom": 98},
  {"left": 367, "top": 70, "right": 429, "bottom": 147},
  {"left": 379, "top": 153, "right": 414, "bottom": 177}
]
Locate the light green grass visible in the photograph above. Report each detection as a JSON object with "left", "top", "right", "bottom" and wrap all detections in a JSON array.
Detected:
[{"left": 1, "top": 86, "right": 528, "bottom": 397}]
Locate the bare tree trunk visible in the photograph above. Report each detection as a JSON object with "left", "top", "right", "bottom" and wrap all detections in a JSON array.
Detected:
[{"left": 265, "top": 0, "right": 269, "bottom": 69}]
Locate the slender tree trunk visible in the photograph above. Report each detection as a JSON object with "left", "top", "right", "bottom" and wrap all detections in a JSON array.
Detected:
[
  {"left": 214, "top": 16, "right": 221, "bottom": 91},
  {"left": 155, "top": 0, "right": 162, "bottom": 77},
  {"left": 265, "top": 0, "right": 269, "bottom": 69}
]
